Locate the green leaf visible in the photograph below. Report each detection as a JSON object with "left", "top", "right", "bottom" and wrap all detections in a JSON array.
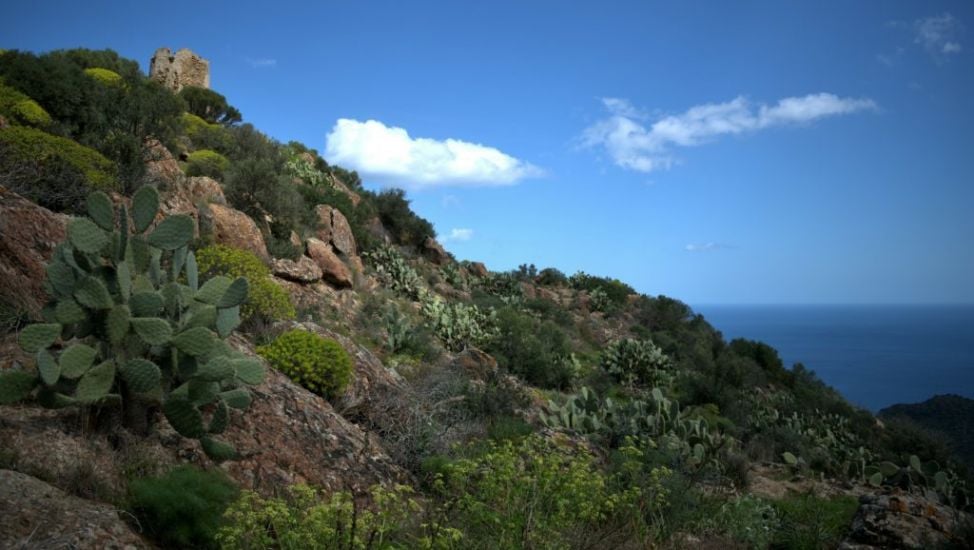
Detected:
[
  {"left": 132, "top": 185, "right": 159, "bottom": 233},
  {"left": 36, "top": 349, "right": 60, "bottom": 386},
  {"left": 59, "top": 344, "right": 98, "bottom": 379},
  {"left": 0, "top": 371, "right": 37, "bottom": 404},
  {"left": 209, "top": 400, "right": 229, "bottom": 434},
  {"left": 195, "top": 276, "right": 232, "bottom": 305},
  {"left": 19, "top": 323, "right": 62, "bottom": 353},
  {"left": 216, "top": 306, "right": 241, "bottom": 338},
  {"left": 131, "top": 317, "right": 172, "bottom": 346},
  {"left": 116, "top": 261, "right": 131, "bottom": 302},
  {"left": 200, "top": 437, "right": 236, "bottom": 462},
  {"left": 173, "top": 327, "right": 216, "bottom": 356},
  {"left": 74, "top": 276, "right": 113, "bottom": 310},
  {"left": 195, "top": 356, "right": 234, "bottom": 381},
  {"left": 879, "top": 461, "right": 900, "bottom": 477},
  {"left": 186, "top": 251, "right": 199, "bottom": 292},
  {"left": 220, "top": 388, "right": 252, "bottom": 409},
  {"left": 120, "top": 358, "right": 161, "bottom": 393},
  {"left": 782, "top": 452, "right": 798, "bottom": 466},
  {"left": 87, "top": 191, "right": 114, "bottom": 231},
  {"left": 75, "top": 360, "right": 116, "bottom": 403},
  {"left": 217, "top": 277, "right": 249, "bottom": 308},
  {"left": 54, "top": 299, "right": 86, "bottom": 325},
  {"left": 106, "top": 305, "right": 131, "bottom": 344},
  {"left": 129, "top": 292, "right": 164, "bottom": 317},
  {"left": 869, "top": 472, "right": 884, "bottom": 487},
  {"left": 67, "top": 218, "right": 109, "bottom": 254},
  {"left": 909, "top": 455, "right": 923, "bottom": 474},
  {"left": 233, "top": 358, "right": 265, "bottom": 385},
  {"left": 164, "top": 397, "right": 204, "bottom": 438},
  {"left": 146, "top": 215, "right": 194, "bottom": 250}
]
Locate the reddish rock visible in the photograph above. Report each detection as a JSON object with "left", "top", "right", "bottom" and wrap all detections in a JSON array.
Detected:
[
  {"left": 0, "top": 188, "right": 69, "bottom": 317},
  {"left": 202, "top": 203, "right": 269, "bottom": 259},
  {"left": 161, "top": 176, "right": 227, "bottom": 237},
  {"left": 314, "top": 204, "right": 357, "bottom": 256},
  {"left": 306, "top": 238, "right": 352, "bottom": 288},
  {"left": 468, "top": 261, "right": 489, "bottom": 278},
  {"left": 423, "top": 237, "right": 450, "bottom": 265},
  {"left": 0, "top": 470, "right": 151, "bottom": 549},
  {"left": 272, "top": 256, "right": 322, "bottom": 283}
]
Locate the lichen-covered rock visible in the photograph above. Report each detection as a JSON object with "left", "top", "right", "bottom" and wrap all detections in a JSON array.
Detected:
[
  {"left": 202, "top": 203, "right": 269, "bottom": 259},
  {"left": 0, "top": 469, "right": 151, "bottom": 549},
  {"left": 272, "top": 256, "right": 323, "bottom": 283},
  {"left": 0, "top": 188, "right": 68, "bottom": 317},
  {"left": 141, "top": 138, "right": 182, "bottom": 189},
  {"left": 839, "top": 491, "right": 971, "bottom": 549},
  {"left": 306, "top": 238, "right": 352, "bottom": 288}
]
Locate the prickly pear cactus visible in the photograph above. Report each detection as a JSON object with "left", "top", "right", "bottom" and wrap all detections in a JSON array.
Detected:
[{"left": 0, "top": 187, "right": 264, "bottom": 461}]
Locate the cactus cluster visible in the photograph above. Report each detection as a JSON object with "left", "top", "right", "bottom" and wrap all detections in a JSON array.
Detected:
[
  {"left": 541, "top": 386, "right": 733, "bottom": 470},
  {"left": 0, "top": 188, "right": 264, "bottom": 460},
  {"left": 420, "top": 293, "right": 498, "bottom": 352},
  {"left": 440, "top": 262, "right": 466, "bottom": 290},
  {"left": 364, "top": 245, "right": 424, "bottom": 300},
  {"left": 600, "top": 338, "right": 673, "bottom": 390}
]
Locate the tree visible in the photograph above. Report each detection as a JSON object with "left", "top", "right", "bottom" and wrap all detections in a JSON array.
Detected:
[{"left": 178, "top": 86, "right": 242, "bottom": 126}]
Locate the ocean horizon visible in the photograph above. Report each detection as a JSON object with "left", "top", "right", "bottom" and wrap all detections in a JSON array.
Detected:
[{"left": 693, "top": 304, "right": 974, "bottom": 412}]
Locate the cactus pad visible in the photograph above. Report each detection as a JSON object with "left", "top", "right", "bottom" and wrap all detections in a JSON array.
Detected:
[
  {"left": 200, "top": 437, "right": 236, "bottom": 461},
  {"left": 146, "top": 215, "right": 194, "bottom": 250},
  {"left": 36, "top": 349, "right": 60, "bottom": 386},
  {"left": 75, "top": 276, "right": 114, "bottom": 309},
  {"left": 121, "top": 358, "right": 161, "bottom": 393},
  {"left": 131, "top": 317, "right": 172, "bottom": 345},
  {"left": 67, "top": 218, "right": 109, "bottom": 254},
  {"left": 55, "top": 299, "right": 87, "bottom": 324},
  {"left": 220, "top": 388, "right": 252, "bottom": 409},
  {"left": 59, "top": 344, "right": 98, "bottom": 379},
  {"left": 0, "top": 371, "right": 38, "bottom": 404},
  {"left": 164, "top": 397, "right": 204, "bottom": 438},
  {"left": 217, "top": 277, "right": 249, "bottom": 308},
  {"left": 76, "top": 360, "right": 116, "bottom": 403},
  {"left": 19, "top": 323, "right": 62, "bottom": 353},
  {"left": 233, "top": 358, "right": 265, "bottom": 385},
  {"left": 86, "top": 191, "right": 115, "bottom": 231},
  {"left": 216, "top": 306, "right": 241, "bottom": 338},
  {"left": 173, "top": 327, "right": 216, "bottom": 356},
  {"left": 130, "top": 292, "right": 164, "bottom": 317},
  {"left": 131, "top": 185, "right": 159, "bottom": 233}
]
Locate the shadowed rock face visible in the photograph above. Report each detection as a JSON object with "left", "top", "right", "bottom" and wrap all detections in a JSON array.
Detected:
[
  {"left": 839, "top": 491, "right": 972, "bottom": 549},
  {"left": 0, "top": 188, "right": 68, "bottom": 318},
  {"left": 0, "top": 469, "right": 150, "bottom": 549}
]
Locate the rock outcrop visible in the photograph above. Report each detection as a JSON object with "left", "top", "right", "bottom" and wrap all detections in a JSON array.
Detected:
[
  {"left": 149, "top": 47, "right": 210, "bottom": 92},
  {"left": 272, "top": 256, "right": 323, "bottom": 283},
  {"left": 423, "top": 236, "right": 450, "bottom": 265},
  {"left": 202, "top": 203, "right": 269, "bottom": 259},
  {"left": 839, "top": 491, "right": 971, "bottom": 549},
  {"left": 314, "top": 204, "right": 357, "bottom": 256},
  {"left": 306, "top": 238, "right": 352, "bottom": 288},
  {"left": 0, "top": 188, "right": 68, "bottom": 317},
  {"left": 161, "top": 176, "right": 226, "bottom": 237},
  {"left": 141, "top": 138, "right": 182, "bottom": 189},
  {"left": 0, "top": 470, "right": 150, "bottom": 549}
]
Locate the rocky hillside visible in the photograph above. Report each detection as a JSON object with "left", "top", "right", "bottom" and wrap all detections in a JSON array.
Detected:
[
  {"left": 0, "top": 47, "right": 972, "bottom": 549},
  {"left": 880, "top": 395, "right": 974, "bottom": 472}
]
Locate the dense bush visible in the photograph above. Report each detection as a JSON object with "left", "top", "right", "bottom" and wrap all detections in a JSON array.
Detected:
[
  {"left": 771, "top": 493, "right": 858, "bottom": 549},
  {"left": 487, "top": 307, "right": 576, "bottom": 389},
  {"left": 83, "top": 67, "right": 124, "bottom": 87},
  {"left": 601, "top": 337, "right": 672, "bottom": 389},
  {"left": 569, "top": 271, "right": 635, "bottom": 311},
  {"left": 186, "top": 149, "right": 230, "bottom": 179},
  {"left": 129, "top": 466, "right": 239, "bottom": 549},
  {"left": 536, "top": 267, "right": 568, "bottom": 286},
  {"left": 178, "top": 86, "right": 241, "bottom": 126},
  {"left": 370, "top": 188, "right": 435, "bottom": 249},
  {"left": 0, "top": 81, "right": 51, "bottom": 126},
  {"left": 195, "top": 245, "right": 296, "bottom": 324},
  {"left": 257, "top": 329, "right": 352, "bottom": 399},
  {"left": 182, "top": 112, "right": 235, "bottom": 155}
]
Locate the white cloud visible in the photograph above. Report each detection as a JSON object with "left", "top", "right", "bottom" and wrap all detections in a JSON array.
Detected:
[
  {"left": 324, "top": 119, "right": 543, "bottom": 188},
  {"left": 685, "top": 242, "right": 733, "bottom": 252},
  {"left": 246, "top": 58, "right": 277, "bottom": 68},
  {"left": 441, "top": 195, "right": 461, "bottom": 208},
  {"left": 582, "top": 93, "right": 877, "bottom": 173},
  {"left": 441, "top": 228, "right": 473, "bottom": 242},
  {"left": 914, "top": 13, "right": 963, "bottom": 60}
]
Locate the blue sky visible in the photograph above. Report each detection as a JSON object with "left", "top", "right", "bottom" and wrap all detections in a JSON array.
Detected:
[{"left": 6, "top": 1, "right": 974, "bottom": 304}]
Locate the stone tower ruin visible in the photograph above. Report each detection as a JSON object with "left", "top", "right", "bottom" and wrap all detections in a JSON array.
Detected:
[{"left": 149, "top": 47, "right": 210, "bottom": 92}]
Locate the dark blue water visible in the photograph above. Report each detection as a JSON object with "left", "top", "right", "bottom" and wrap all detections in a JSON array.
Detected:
[{"left": 693, "top": 305, "right": 974, "bottom": 412}]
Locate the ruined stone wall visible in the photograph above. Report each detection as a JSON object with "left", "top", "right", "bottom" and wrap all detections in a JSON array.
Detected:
[{"left": 149, "top": 47, "right": 210, "bottom": 92}]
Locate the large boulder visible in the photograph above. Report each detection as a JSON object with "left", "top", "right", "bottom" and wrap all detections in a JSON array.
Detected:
[
  {"left": 0, "top": 470, "right": 150, "bottom": 549},
  {"left": 468, "top": 261, "right": 489, "bottom": 278},
  {"left": 306, "top": 238, "right": 352, "bottom": 288},
  {"left": 272, "top": 256, "right": 323, "bottom": 283},
  {"left": 423, "top": 237, "right": 450, "bottom": 265},
  {"left": 161, "top": 176, "right": 227, "bottom": 237},
  {"left": 314, "top": 204, "right": 357, "bottom": 257},
  {"left": 0, "top": 188, "right": 68, "bottom": 317},
  {"left": 202, "top": 203, "right": 269, "bottom": 259},
  {"left": 839, "top": 491, "right": 971, "bottom": 549},
  {"left": 141, "top": 138, "right": 182, "bottom": 189}
]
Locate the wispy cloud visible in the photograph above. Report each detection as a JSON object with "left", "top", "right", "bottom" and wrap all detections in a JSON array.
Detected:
[
  {"left": 441, "top": 228, "right": 474, "bottom": 242},
  {"left": 246, "top": 57, "right": 277, "bottom": 68},
  {"left": 325, "top": 119, "right": 543, "bottom": 188},
  {"left": 441, "top": 195, "right": 461, "bottom": 208},
  {"left": 685, "top": 242, "right": 734, "bottom": 253},
  {"left": 914, "top": 13, "right": 963, "bottom": 61},
  {"left": 581, "top": 94, "right": 877, "bottom": 173}
]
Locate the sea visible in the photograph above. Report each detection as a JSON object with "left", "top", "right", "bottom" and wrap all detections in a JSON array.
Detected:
[{"left": 692, "top": 304, "right": 974, "bottom": 412}]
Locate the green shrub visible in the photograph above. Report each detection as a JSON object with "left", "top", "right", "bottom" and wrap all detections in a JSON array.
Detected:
[
  {"left": 182, "top": 112, "right": 235, "bottom": 155},
  {"left": 536, "top": 267, "right": 568, "bottom": 286},
  {"left": 186, "top": 149, "right": 230, "bottom": 180},
  {"left": 217, "top": 483, "right": 442, "bottom": 549},
  {"left": 0, "top": 125, "right": 116, "bottom": 190},
  {"left": 601, "top": 337, "right": 672, "bottom": 389},
  {"left": 195, "top": 245, "right": 296, "bottom": 324},
  {"left": 0, "top": 81, "right": 51, "bottom": 126},
  {"left": 129, "top": 466, "right": 239, "bottom": 549},
  {"left": 179, "top": 86, "right": 241, "bottom": 126},
  {"left": 83, "top": 67, "right": 124, "bottom": 87},
  {"left": 569, "top": 271, "right": 635, "bottom": 311},
  {"left": 257, "top": 329, "right": 352, "bottom": 399},
  {"left": 772, "top": 493, "right": 858, "bottom": 549},
  {"left": 697, "top": 494, "right": 780, "bottom": 549},
  {"left": 487, "top": 306, "right": 575, "bottom": 389},
  {"left": 369, "top": 188, "right": 435, "bottom": 249}
]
